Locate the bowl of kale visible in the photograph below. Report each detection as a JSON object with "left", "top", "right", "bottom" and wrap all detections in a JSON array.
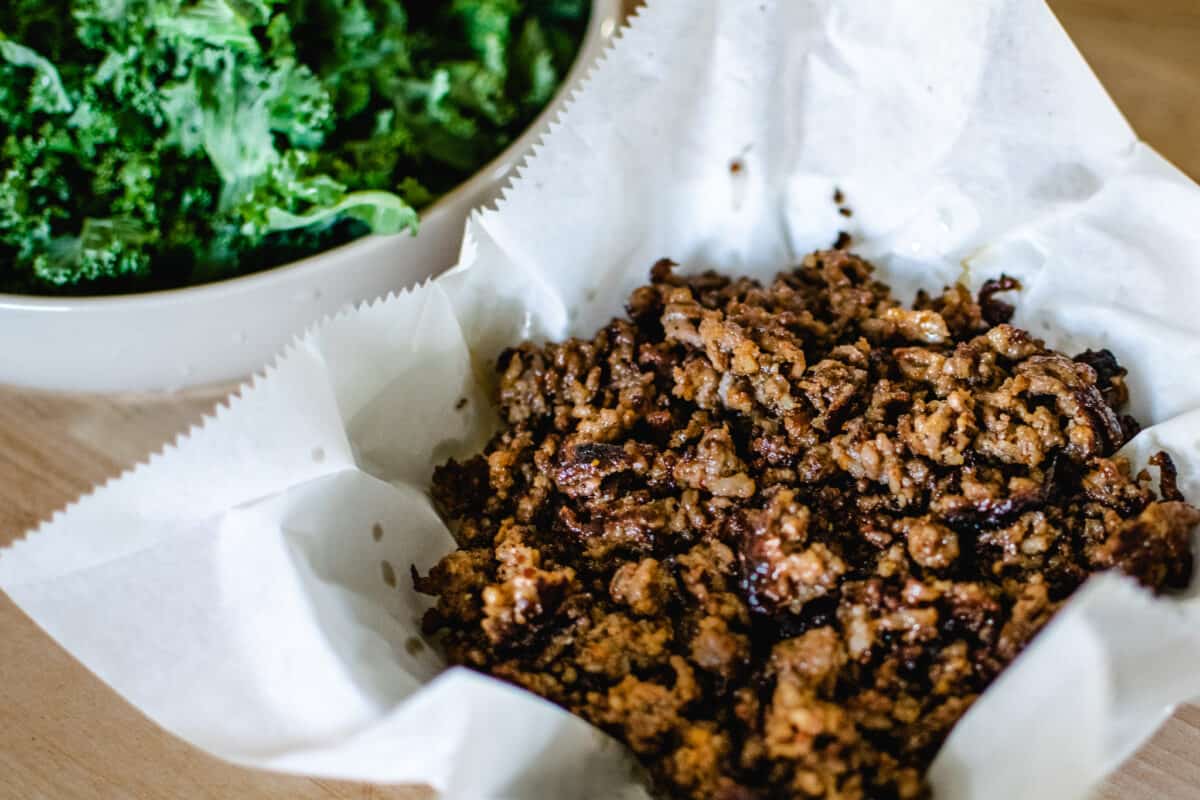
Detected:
[{"left": 0, "top": 0, "right": 619, "bottom": 391}]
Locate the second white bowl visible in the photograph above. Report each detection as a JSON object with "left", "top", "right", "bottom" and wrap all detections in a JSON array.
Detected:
[{"left": 0, "top": 0, "right": 621, "bottom": 394}]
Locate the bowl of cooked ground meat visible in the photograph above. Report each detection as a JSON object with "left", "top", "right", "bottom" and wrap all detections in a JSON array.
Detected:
[{"left": 414, "top": 249, "right": 1198, "bottom": 800}]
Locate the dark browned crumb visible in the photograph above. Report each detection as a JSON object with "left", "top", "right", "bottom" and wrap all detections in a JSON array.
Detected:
[
  {"left": 977, "top": 275, "right": 1021, "bottom": 328},
  {"left": 415, "top": 251, "right": 1198, "bottom": 800},
  {"left": 833, "top": 232, "right": 852, "bottom": 250}
]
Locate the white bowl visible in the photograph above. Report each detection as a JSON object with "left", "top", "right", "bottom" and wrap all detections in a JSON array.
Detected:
[{"left": 0, "top": 1, "right": 621, "bottom": 394}]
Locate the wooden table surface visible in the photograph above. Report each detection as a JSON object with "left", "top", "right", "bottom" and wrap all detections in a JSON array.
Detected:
[{"left": 2, "top": 1, "right": 1199, "bottom": 798}]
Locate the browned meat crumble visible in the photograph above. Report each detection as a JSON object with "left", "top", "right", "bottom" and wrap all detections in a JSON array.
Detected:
[{"left": 414, "top": 251, "right": 1198, "bottom": 800}]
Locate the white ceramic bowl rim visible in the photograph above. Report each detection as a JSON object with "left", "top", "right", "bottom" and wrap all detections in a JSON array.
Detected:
[{"left": 0, "top": 0, "right": 618, "bottom": 313}]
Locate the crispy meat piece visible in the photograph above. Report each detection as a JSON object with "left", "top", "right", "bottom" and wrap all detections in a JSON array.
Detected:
[
  {"left": 740, "top": 488, "right": 847, "bottom": 615},
  {"left": 479, "top": 522, "right": 577, "bottom": 647},
  {"left": 575, "top": 613, "right": 673, "bottom": 678},
  {"left": 611, "top": 558, "right": 676, "bottom": 617},
  {"left": 1093, "top": 501, "right": 1200, "bottom": 590},
  {"left": 898, "top": 517, "right": 960, "bottom": 570},
  {"left": 977, "top": 275, "right": 1021, "bottom": 327},
  {"left": 797, "top": 358, "right": 868, "bottom": 432},
  {"left": 673, "top": 426, "right": 756, "bottom": 498},
  {"left": 880, "top": 307, "right": 951, "bottom": 344},
  {"left": 416, "top": 252, "right": 1197, "bottom": 800},
  {"left": 689, "top": 615, "right": 750, "bottom": 681}
]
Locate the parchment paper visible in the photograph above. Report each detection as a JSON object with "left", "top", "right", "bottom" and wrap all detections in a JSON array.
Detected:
[{"left": 5, "top": 1, "right": 1200, "bottom": 798}]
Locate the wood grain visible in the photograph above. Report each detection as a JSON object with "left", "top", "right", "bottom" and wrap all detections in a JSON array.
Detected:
[
  {"left": 2, "top": 1, "right": 1198, "bottom": 798},
  {"left": 1049, "top": 0, "right": 1200, "bottom": 180}
]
